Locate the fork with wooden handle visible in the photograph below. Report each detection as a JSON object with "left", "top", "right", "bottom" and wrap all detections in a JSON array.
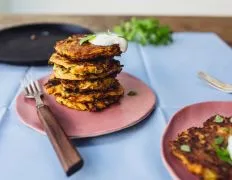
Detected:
[
  {"left": 198, "top": 71, "right": 232, "bottom": 93},
  {"left": 23, "top": 79, "right": 83, "bottom": 176}
]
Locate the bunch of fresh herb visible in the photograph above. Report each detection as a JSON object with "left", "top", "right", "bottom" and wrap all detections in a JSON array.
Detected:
[{"left": 113, "top": 17, "right": 173, "bottom": 46}]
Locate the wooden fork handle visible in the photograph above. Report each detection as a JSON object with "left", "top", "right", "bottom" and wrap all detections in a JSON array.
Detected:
[{"left": 37, "top": 105, "right": 83, "bottom": 176}]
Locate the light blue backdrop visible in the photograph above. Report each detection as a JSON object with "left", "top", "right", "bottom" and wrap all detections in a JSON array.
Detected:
[{"left": 0, "top": 33, "right": 232, "bottom": 180}]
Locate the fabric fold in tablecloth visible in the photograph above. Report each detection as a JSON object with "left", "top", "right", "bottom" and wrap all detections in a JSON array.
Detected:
[{"left": 0, "top": 33, "right": 232, "bottom": 180}]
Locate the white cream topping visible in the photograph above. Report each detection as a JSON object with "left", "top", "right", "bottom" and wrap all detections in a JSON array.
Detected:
[
  {"left": 89, "top": 33, "right": 128, "bottom": 52},
  {"left": 227, "top": 135, "right": 232, "bottom": 160}
]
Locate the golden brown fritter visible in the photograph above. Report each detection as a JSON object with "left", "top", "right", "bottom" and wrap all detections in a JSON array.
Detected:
[
  {"left": 44, "top": 77, "right": 124, "bottom": 111},
  {"left": 44, "top": 81, "right": 124, "bottom": 103},
  {"left": 55, "top": 96, "right": 121, "bottom": 111},
  {"left": 54, "top": 35, "right": 122, "bottom": 61},
  {"left": 53, "top": 63, "right": 122, "bottom": 80},
  {"left": 45, "top": 74, "right": 119, "bottom": 93},
  {"left": 49, "top": 53, "right": 122, "bottom": 76},
  {"left": 170, "top": 115, "right": 232, "bottom": 180},
  {"left": 61, "top": 78, "right": 119, "bottom": 92},
  {"left": 45, "top": 75, "right": 120, "bottom": 94}
]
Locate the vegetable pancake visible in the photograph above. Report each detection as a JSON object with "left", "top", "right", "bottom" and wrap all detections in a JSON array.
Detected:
[
  {"left": 44, "top": 81, "right": 124, "bottom": 103},
  {"left": 44, "top": 32, "right": 127, "bottom": 112},
  {"left": 170, "top": 115, "right": 232, "bottom": 180},
  {"left": 55, "top": 35, "right": 122, "bottom": 61},
  {"left": 45, "top": 74, "right": 119, "bottom": 93},
  {"left": 49, "top": 53, "right": 122, "bottom": 76},
  {"left": 55, "top": 96, "right": 121, "bottom": 111},
  {"left": 53, "top": 63, "right": 122, "bottom": 80}
]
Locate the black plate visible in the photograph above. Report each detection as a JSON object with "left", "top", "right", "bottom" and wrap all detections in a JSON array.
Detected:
[{"left": 0, "top": 23, "right": 92, "bottom": 65}]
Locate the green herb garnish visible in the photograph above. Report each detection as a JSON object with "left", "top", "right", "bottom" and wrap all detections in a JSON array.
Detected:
[
  {"left": 214, "top": 136, "right": 224, "bottom": 145},
  {"left": 180, "top": 144, "right": 191, "bottom": 152},
  {"left": 214, "top": 115, "right": 224, "bottom": 123},
  {"left": 114, "top": 17, "right": 173, "bottom": 46},
  {"left": 79, "top": 34, "right": 96, "bottom": 45},
  {"left": 213, "top": 145, "right": 232, "bottom": 165},
  {"left": 127, "top": 91, "right": 137, "bottom": 96}
]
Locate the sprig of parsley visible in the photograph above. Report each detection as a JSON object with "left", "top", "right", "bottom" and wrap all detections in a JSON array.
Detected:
[
  {"left": 113, "top": 17, "right": 173, "bottom": 46},
  {"left": 214, "top": 145, "right": 232, "bottom": 165},
  {"left": 212, "top": 138, "right": 232, "bottom": 165}
]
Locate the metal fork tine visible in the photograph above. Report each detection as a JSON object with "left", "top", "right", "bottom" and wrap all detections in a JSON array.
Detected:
[
  {"left": 27, "top": 83, "right": 33, "bottom": 94},
  {"left": 20, "top": 78, "right": 28, "bottom": 94},
  {"left": 31, "top": 81, "right": 37, "bottom": 93},
  {"left": 35, "top": 80, "right": 42, "bottom": 92},
  {"left": 24, "top": 87, "right": 29, "bottom": 95}
]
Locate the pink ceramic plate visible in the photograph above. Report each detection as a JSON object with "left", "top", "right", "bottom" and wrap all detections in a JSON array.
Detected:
[
  {"left": 16, "top": 72, "right": 156, "bottom": 138},
  {"left": 162, "top": 101, "right": 232, "bottom": 180}
]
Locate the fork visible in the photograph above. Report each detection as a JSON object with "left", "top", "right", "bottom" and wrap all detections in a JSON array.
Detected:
[
  {"left": 23, "top": 79, "right": 83, "bottom": 176},
  {"left": 198, "top": 71, "right": 232, "bottom": 93}
]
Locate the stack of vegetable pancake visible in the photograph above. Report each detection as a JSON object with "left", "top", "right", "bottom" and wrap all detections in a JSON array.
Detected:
[{"left": 44, "top": 34, "right": 125, "bottom": 111}]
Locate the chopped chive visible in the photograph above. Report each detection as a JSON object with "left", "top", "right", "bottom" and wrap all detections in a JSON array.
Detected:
[
  {"left": 180, "top": 144, "right": 191, "bottom": 152},
  {"left": 214, "top": 115, "right": 224, "bottom": 123}
]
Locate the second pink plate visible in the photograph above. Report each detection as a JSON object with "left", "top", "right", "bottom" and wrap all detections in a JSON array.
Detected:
[
  {"left": 162, "top": 101, "right": 232, "bottom": 180},
  {"left": 16, "top": 72, "right": 156, "bottom": 138}
]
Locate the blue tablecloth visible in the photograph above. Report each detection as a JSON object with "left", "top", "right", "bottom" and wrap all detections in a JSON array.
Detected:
[{"left": 1, "top": 32, "right": 232, "bottom": 180}]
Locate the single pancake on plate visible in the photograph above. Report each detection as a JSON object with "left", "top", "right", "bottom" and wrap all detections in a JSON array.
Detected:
[
  {"left": 44, "top": 80, "right": 124, "bottom": 103},
  {"left": 53, "top": 63, "right": 122, "bottom": 80},
  {"left": 49, "top": 53, "right": 122, "bottom": 76},
  {"left": 169, "top": 115, "right": 232, "bottom": 180},
  {"left": 54, "top": 35, "right": 122, "bottom": 61},
  {"left": 55, "top": 96, "right": 121, "bottom": 111},
  {"left": 45, "top": 74, "right": 119, "bottom": 93},
  {"left": 61, "top": 77, "right": 119, "bottom": 92}
]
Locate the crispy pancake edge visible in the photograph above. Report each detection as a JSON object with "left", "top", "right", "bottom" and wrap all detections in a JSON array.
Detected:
[
  {"left": 55, "top": 35, "right": 122, "bottom": 61},
  {"left": 53, "top": 64, "right": 122, "bottom": 80},
  {"left": 49, "top": 53, "right": 122, "bottom": 75}
]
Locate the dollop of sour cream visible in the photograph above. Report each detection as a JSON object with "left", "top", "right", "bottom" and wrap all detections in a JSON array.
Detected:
[
  {"left": 227, "top": 135, "right": 232, "bottom": 159},
  {"left": 89, "top": 33, "right": 128, "bottom": 52}
]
